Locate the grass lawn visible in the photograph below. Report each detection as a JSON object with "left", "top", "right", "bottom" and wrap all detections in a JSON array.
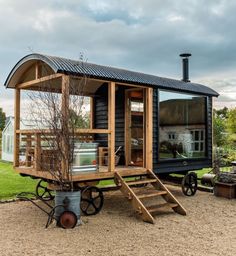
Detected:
[
  {"left": 0, "top": 161, "right": 116, "bottom": 200},
  {"left": 0, "top": 161, "right": 38, "bottom": 200}
]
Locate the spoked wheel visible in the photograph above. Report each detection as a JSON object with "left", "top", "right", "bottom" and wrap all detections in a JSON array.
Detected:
[
  {"left": 36, "top": 179, "right": 55, "bottom": 201},
  {"left": 59, "top": 211, "right": 77, "bottom": 229},
  {"left": 80, "top": 186, "right": 104, "bottom": 216},
  {"left": 181, "top": 172, "right": 198, "bottom": 196}
]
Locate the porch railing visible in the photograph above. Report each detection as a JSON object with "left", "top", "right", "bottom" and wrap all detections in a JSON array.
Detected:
[{"left": 15, "top": 128, "right": 111, "bottom": 173}]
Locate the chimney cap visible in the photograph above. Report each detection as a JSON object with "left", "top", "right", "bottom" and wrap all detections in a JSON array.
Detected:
[{"left": 180, "top": 53, "right": 192, "bottom": 58}]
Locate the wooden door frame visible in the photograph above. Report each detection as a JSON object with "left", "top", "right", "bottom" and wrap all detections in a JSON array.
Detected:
[
  {"left": 125, "top": 87, "right": 153, "bottom": 169},
  {"left": 125, "top": 88, "right": 143, "bottom": 166},
  {"left": 108, "top": 81, "right": 116, "bottom": 172},
  {"left": 144, "top": 88, "right": 153, "bottom": 170}
]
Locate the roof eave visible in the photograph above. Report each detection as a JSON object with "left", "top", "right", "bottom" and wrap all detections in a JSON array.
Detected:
[{"left": 4, "top": 53, "right": 220, "bottom": 98}]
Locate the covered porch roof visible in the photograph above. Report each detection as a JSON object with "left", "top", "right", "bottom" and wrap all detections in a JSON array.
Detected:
[{"left": 4, "top": 53, "right": 219, "bottom": 97}]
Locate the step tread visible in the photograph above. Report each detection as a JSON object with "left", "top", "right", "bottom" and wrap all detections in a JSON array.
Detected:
[
  {"left": 137, "top": 191, "right": 167, "bottom": 199},
  {"left": 146, "top": 203, "right": 179, "bottom": 213},
  {"left": 127, "top": 178, "right": 157, "bottom": 186}
]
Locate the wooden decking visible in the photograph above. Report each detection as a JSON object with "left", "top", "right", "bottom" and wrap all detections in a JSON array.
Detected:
[{"left": 15, "top": 165, "right": 147, "bottom": 183}]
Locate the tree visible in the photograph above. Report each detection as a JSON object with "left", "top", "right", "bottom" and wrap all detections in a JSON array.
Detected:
[
  {"left": 25, "top": 56, "right": 90, "bottom": 190},
  {"left": 227, "top": 108, "right": 236, "bottom": 134},
  {"left": 215, "top": 106, "right": 228, "bottom": 119},
  {"left": 213, "top": 108, "right": 228, "bottom": 146},
  {"left": 27, "top": 77, "right": 89, "bottom": 190},
  {"left": 69, "top": 108, "right": 89, "bottom": 129},
  {"left": 0, "top": 108, "right": 6, "bottom": 131}
]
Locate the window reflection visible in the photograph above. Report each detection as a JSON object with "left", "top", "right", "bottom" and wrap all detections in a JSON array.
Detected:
[{"left": 159, "top": 90, "right": 206, "bottom": 159}]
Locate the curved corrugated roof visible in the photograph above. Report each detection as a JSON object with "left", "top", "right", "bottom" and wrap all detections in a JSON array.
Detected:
[{"left": 4, "top": 53, "right": 219, "bottom": 97}]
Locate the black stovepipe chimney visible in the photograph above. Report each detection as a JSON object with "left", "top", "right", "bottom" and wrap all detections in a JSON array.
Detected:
[{"left": 179, "top": 53, "right": 191, "bottom": 82}]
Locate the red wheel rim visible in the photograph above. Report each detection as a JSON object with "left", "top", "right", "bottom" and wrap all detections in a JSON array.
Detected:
[{"left": 59, "top": 211, "right": 77, "bottom": 229}]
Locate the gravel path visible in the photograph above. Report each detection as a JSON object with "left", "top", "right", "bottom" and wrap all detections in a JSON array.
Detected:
[{"left": 0, "top": 186, "right": 235, "bottom": 256}]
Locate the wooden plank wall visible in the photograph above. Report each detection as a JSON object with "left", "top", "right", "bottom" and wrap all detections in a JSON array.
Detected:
[
  {"left": 94, "top": 84, "right": 126, "bottom": 165},
  {"left": 152, "top": 89, "right": 158, "bottom": 168},
  {"left": 207, "top": 97, "right": 213, "bottom": 161},
  {"left": 94, "top": 84, "right": 108, "bottom": 146}
]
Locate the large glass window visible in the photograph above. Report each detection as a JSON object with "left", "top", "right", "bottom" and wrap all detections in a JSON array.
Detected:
[{"left": 159, "top": 90, "right": 206, "bottom": 159}]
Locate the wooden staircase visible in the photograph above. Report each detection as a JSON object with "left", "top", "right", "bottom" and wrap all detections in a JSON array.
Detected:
[{"left": 114, "top": 169, "right": 187, "bottom": 224}]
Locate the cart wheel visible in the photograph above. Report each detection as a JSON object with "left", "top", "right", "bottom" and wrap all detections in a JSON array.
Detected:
[
  {"left": 181, "top": 172, "right": 198, "bottom": 196},
  {"left": 59, "top": 211, "right": 77, "bottom": 229},
  {"left": 80, "top": 186, "right": 104, "bottom": 216},
  {"left": 36, "top": 179, "right": 54, "bottom": 201}
]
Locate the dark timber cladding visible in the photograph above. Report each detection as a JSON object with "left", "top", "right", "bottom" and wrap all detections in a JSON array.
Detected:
[{"left": 94, "top": 84, "right": 126, "bottom": 164}]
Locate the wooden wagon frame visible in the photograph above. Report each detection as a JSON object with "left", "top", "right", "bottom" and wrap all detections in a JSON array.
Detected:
[{"left": 4, "top": 53, "right": 219, "bottom": 223}]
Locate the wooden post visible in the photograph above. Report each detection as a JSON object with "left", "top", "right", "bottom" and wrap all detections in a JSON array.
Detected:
[
  {"left": 14, "top": 89, "right": 20, "bottom": 167},
  {"left": 34, "top": 133, "right": 41, "bottom": 171},
  {"left": 108, "top": 82, "right": 116, "bottom": 172},
  {"left": 90, "top": 97, "right": 94, "bottom": 129},
  {"left": 124, "top": 90, "right": 131, "bottom": 166},
  {"left": 61, "top": 75, "right": 70, "bottom": 178},
  {"left": 25, "top": 134, "right": 32, "bottom": 167},
  {"left": 145, "top": 88, "right": 153, "bottom": 170}
]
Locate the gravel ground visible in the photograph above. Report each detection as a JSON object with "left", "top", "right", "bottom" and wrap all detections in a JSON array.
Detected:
[{"left": 0, "top": 186, "right": 235, "bottom": 256}]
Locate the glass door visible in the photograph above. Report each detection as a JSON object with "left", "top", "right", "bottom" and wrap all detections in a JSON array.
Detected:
[{"left": 125, "top": 89, "right": 144, "bottom": 166}]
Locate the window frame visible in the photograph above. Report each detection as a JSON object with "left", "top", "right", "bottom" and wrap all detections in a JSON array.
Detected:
[
  {"left": 157, "top": 89, "right": 209, "bottom": 162},
  {"left": 190, "top": 129, "right": 205, "bottom": 153}
]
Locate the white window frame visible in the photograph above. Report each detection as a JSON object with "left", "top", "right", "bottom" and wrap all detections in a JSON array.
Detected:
[{"left": 190, "top": 129, "right": 205, "bottom": 152}]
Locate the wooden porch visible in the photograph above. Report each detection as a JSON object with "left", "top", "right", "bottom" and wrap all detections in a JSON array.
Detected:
[
  {"left": 15, "top": 165, "right": 147, "bottom": 182},
  {"left": 13, "top": 62, "right": 153, "bottom": 182}
]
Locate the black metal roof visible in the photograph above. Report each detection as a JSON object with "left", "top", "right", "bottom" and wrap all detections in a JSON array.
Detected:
[{"left": 5, "top": 53, "right": 219, "bottom": 97}]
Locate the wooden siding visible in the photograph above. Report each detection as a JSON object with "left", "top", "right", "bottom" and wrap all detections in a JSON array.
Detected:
[
  {"left": 94, "top": 85, "right": 213, "bottom": 173},
  {"left": 152, "top": 88, "right": 158, "bottom": 167},
  {"left": 114, "top": 87, "right": 126, "bottom": 164},
  {"left": 94, "top": 84, "right": 126, "bottom": 164},
  {"left": 153, "top": 159, "right": 213, "bottom": 174},
  {"left": 207, "top": 97, "right": 213, "bottom": 160},
  {"left": 94, "top": 84, "right": 108, "bottom": 146}
]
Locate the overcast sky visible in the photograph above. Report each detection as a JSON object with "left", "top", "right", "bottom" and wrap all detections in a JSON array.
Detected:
[{"left": 0, "top": 0, "right": 236, "bottom": 116}]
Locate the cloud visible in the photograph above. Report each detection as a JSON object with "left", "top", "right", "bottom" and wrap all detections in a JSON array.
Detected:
[
  {"left": 1, "top": 0, "right": 236, "bottom": 115},
  {"left": 32, "top": 9, "right": 71, "bottom": 32}
]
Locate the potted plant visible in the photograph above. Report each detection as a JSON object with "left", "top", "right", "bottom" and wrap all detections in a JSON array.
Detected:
[{"left": 214, "top": 172, "right": 236, "bottom": 199}]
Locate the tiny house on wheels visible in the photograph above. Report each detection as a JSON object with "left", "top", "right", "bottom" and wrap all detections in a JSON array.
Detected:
[{"left": 4, "top": 53, "right": 218, "bottom": 223}]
